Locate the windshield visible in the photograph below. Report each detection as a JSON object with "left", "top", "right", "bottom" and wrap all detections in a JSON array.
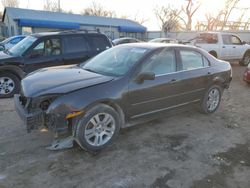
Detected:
[
  {"left": 81, "top": 46, "right": 148, "bottom": 77},
  {"left": 9, "top": 36, "right": 37, "bottom": 56}
]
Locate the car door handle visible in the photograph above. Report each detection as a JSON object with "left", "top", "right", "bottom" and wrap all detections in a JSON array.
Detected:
[
  {"left": 208, "top": 72, "right": 211, "bottom": 75},
  {"left": 233, "top": 46, "right": 236, "bottom": 48},
  {"left": 222, "top": 46, "right": 226, "bottom": 48}
]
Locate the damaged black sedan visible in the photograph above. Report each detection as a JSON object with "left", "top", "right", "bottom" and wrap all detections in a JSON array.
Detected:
[{"left": 14, "top": 43, "right": 232, "bottom": 152}]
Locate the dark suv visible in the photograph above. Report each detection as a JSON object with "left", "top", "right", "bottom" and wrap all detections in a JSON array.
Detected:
[{"left": 0, "top": 30, "right": 112, "bottom": 98}]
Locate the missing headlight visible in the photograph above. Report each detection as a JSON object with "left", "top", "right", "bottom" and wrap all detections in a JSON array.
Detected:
[{"left": 40, "top": 100, "right": 51, "bottom": 111}]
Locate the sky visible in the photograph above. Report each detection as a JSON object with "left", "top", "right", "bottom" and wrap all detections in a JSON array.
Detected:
[{"left": 0, "top": 0, "right": 249, "bottom": 30}]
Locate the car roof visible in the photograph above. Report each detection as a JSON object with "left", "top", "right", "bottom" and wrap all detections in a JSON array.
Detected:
[
  {"left": 119, "top": 42, "right": 197, "bottom": 50},
  {"left": 113, "top": 37, "right": 138, "bottom": 42},
  {"left": 151, "top": 37, "right": 177, "bottom": 40}
]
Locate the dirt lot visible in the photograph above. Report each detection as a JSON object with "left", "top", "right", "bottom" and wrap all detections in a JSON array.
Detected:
[{"left": 0, "top": 63, "right": 250, "bottom": 188}]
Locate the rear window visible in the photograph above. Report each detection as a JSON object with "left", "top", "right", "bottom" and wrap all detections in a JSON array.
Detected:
[
  {"left": 88, "top": 35, "right": 111, "bottom": 51},
  {"left": 196, "top": 33, "right": 218, "bottom": 44},
  {"left": 64, "top": 35, "right": 89, "bottom": 53}
]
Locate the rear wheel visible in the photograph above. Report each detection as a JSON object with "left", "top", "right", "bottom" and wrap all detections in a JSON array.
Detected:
[
  {"left": 239, "top": 52, "right": 250, "bottom": 66},
  {"left": 0, "top": 73, "right": 20, "bottom": 98},
  {"left": 201, "top": 85, "right": 222, "bottom": 114},
  {"left": 74, "top": 104, "right": 121, "bottom": 152}
]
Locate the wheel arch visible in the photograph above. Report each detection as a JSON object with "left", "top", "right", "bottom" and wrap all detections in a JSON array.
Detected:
[
  {"left": 211, "top": 76, "right": 225, "bottom": 88},
  {"left": 0, "top": 65, "right": 26, "bottom": 80},
  {"left": 209, "top": 50, "right": 218, "bottom": 58},
  {"left": 85, "top": 100, "right": 126, "bottom": 127},
  {"left": 243, "top": 49, "right": 250, "bottom": 57}
]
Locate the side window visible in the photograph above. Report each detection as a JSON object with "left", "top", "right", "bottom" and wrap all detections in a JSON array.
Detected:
[
  {"left": 130, "top": 39, "right": 138, "bottom": 43},
  {"left": 231, "top": 35, "right": 241, "bottom": 45},
  {"left": 31, "top": 38, "right": 61, "bottom": 57},
  {"left": 180, "top": 50, "right": 208, "bottom": 70},
  {"left": 203, "top": 56, "right": 210, "bottom": 67},
  {"left": 141, "top": 49, "right": 176, "bottom": 76},
  {"left": 89, "top": 36, "right": 111, "bottom": 51},
  {"left": 222, "top": 35, "right": 232, "bottom": 45},
  {"left": 64, "top": 36, "right": 89, "bottom": 53}
]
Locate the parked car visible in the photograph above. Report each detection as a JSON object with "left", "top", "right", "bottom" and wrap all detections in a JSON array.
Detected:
[
  {"left": 194, "top": 32, "right": 250, "bottom": 66},
  {"left": 14, "top": 43, "right": 232, "bottom": 152},
  {"left": 243, "top": 64, "right": 250, "bottom": 83},
  {"left": 0, "top": 35, "right": 26, "bottom": 51},
  {"left": 0, "top": 30, "right": 112, "bottom": 98},
  {"left": 113, "top": 37, "right": 141, "bottom": 45},
  {"left": 149, "top": 38, "right": 179, "bottom": 44}
]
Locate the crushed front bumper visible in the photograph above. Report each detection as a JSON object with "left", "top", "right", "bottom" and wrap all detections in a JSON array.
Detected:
[{"left": 14, "top": 94, "right": 44, "bottom": 132}]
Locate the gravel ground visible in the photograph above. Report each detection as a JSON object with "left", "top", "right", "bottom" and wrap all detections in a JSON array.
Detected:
[{"left": 0, "top": 63, "right": 250, "bottom": 188}]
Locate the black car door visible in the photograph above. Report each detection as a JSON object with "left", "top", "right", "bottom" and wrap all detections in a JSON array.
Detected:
[
  {"left": 23, "top": 37, "right": 64, "bottom": 73},
  {"left": 62, "top": 35, "right": 93, "bottom": 65},
  {"left": 128, "top": 48, "right": 191, "bottom": 119},
  {"left": 176, "top": 48, "right": 211, "bottom": 101}
]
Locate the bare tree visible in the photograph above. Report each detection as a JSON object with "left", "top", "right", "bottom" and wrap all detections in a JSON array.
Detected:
[
  {"left": 180, "top": 0, "right": 201, "bottom": 30},
  {"left": 82, "top": 2, "right": 116, "bottom": 17},
  {"left": 43, "top": 0, "right": 61, "bottom": 12},
  {"left": 200, "top": 0, "right": 243, "bottom": 30},
  {"left": 219, "top": 0, "right": 240, "bottom": 30},
  {"left": 1, "top": 0, "right": 19, "bottom": 7},
  {"left": 121, "top": 12, "right": 148, "bottom": 25},
  {"left": 130, "top": 12, "right": 148, "bottom": 25},
  {"left": 154, "top": 5, "right": 182, "bottom": 32}
]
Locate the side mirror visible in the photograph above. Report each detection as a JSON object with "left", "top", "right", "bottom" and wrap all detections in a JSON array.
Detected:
[
  {"left": 136, "top": 72, "right": 155, "bottom": 83},
  {"left": 0, "top": 44, "right": 5, "bottom": 51},
  {"left": 242, "top": 41, "right": 246, "bottom": 45}
]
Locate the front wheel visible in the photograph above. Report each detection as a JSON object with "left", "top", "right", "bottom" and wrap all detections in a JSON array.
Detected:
[
  {"left": 74, "top": 104, "right": 121, "bottom": 152},
  {"left": 0, "top": 73, "right": 20, "bottom": 98},
  {"left": 201, "top": 85, "right": 222, "bottom": 114}
]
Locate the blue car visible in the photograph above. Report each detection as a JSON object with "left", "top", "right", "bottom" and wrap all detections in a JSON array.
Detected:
[{"left": 0, "top": 35, "right": 26, "bottom": 51}]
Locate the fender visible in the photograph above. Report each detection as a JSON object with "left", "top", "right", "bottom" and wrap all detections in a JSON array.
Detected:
[{"left": 46, "top": 80, "right": 127, "bottom": 125}]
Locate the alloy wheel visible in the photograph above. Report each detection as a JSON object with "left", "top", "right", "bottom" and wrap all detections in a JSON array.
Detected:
[
  {"left": 84, "top": 113, "right": 116, "bottom": 146},
  {"left": 0, "top": 77, "right": 15, "bottom": 95},
  {"left": 206, "top": 88, "right": 220, "bottom": 111}
]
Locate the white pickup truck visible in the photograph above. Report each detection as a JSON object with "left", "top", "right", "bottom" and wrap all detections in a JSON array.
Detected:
[{"left": 193, "top": 32, "right": 250, "bottom": 66}]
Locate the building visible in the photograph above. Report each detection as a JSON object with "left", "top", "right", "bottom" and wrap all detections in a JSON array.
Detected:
[{"left": 2, "top": 7, "right": 147, "bottom": 40}]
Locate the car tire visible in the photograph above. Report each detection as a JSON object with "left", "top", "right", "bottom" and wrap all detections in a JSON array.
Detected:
[
  {"left": 239, "top": 52, "right": 250, "bottom": 66},
  {"left": 74, "top": 104, "right": 121, "bottom": 152},
  {"left": 200, "top": 85, "right": 222, "bottom": 114},
  {"left": 0, "top": 72, "right": 20, "bottom": 98}
]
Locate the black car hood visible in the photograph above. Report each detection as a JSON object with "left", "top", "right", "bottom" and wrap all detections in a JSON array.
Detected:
[
  {"left": 22, "top": 65, "right": 114, "bottom": 97},
  {"left": 0, "top": 51, "right": 16, "bottom": 61}
]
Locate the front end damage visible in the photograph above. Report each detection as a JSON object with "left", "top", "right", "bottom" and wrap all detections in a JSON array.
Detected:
[{"left": 14, "top": 94, "right": 77, "bottom": 150}]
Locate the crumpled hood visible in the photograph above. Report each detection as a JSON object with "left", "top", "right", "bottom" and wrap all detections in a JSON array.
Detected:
[
  {"left": 21, "top": 65, "right": 114, "bottom": 97},
  {"left": 0, "top": 51, "right": 16, "bottom": 62}
]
